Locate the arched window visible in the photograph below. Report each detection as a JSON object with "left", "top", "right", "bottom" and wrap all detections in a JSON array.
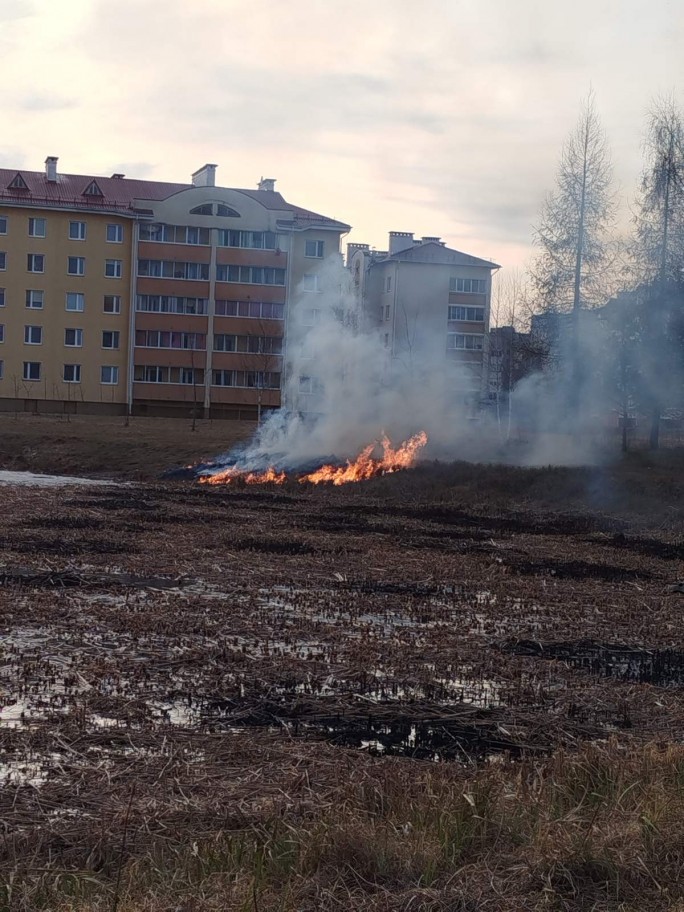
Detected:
[
  {"left": 190, "top": 203, "right": 214, "bottom": 215},
  {"left": 216, "top": 203, "right": 240, "bottom": 217}
]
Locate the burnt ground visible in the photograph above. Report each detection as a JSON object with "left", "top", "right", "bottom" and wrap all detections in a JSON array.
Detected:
[{"left": 2, "top": 460, "right": 684, "bottom": 909}]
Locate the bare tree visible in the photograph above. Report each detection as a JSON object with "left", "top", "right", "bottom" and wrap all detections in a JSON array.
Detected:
[
  {"left": 633, "top": 95, "right": 684, "bottom": 286},
  {"left": 531, "top": 92, "right": 616, "bottom": 413},
  {"left": 531, "top": 92, "right": 616, "bottom": 314},
  {"left": 632, "top": 96, "right": 684, "bottom": 448}
]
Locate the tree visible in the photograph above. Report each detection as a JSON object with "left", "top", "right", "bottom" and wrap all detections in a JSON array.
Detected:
[
  {"left": 632, "top": 96, "right": 684, "bottom": 447},
  {"left": 532, "top": 92, "right": 616, "bottom": 314},
  {"left": 634, "top": 96, "right": 684, "bottom": 286},
  {"left": 531, "top": 92, "right": 616, "bottom": 413}
]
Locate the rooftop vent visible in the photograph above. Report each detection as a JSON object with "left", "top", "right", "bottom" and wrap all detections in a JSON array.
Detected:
[
  {"left": 258, "top": 177, "right": 276, "bottom": 192},
  {"left": 111, "top": 173, "right": 125, "bottom": 179}
]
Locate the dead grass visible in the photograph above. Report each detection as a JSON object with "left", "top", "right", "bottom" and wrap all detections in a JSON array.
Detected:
[
  {"left": 7, "top": 740, "right": 684, "bottom": 911},
  {"left": 0, "top": 414, "right": 253, "bottom": 480}
]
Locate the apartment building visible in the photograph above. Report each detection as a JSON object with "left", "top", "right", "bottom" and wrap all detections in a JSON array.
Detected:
[
  {"left": 0, "top": 158, "right": 349, "bottom": 418},
  {"left": 348, "top": 232, "right": 499, "bottom": 407}
]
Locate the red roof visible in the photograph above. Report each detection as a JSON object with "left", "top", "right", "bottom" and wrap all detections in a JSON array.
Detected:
[{"left": 0, "top": 168, "right": 350, "bottom": 229}]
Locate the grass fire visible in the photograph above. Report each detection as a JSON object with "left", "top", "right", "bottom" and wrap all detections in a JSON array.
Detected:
[{"left": 197, "top": 430, "right": 429, "bottom": 486}]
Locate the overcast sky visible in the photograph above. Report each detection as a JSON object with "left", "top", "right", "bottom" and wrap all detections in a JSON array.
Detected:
[{"left": 1, "top": 0, "right": 681, "bottom": 270}]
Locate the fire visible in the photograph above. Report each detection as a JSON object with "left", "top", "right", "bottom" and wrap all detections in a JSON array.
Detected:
[
  {"left": 299, "top": 431, "right": 428, "bottom": 486},
  {"left": 198, "top": 465, "right": 287, "bottom": 486},
  {"left": 198, "top": 432, "right": 428, "bottom": 487}
]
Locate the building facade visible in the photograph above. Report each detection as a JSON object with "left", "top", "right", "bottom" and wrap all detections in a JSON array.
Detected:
[
  {"left": 349, "top": 232, "right": 499, "bottom": 409},
  {"left": 0, "top": 159, "right": 349, "bottom": 418}
]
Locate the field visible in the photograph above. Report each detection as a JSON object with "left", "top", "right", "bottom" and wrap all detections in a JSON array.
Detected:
[{"left": 2, "top": 416, "right": 684, "bottom": 910}]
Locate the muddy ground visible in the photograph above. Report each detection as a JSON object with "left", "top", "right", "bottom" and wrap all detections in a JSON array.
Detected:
[{"left": 2, "top": 452, "right": 684, "bottom": 909}]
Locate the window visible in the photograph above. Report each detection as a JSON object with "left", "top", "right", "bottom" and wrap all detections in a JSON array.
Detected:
[
  {"left": 384, "top": 304, "right": 390, "bottom": 321},
  {"left": 446, "top": 333, "right": 484, "bottom": 351},
  {"left": 0, "top": 217, "right": 7, "bottom": 234},
  {"left": 69, "top": 221, "right": 87, "bottom": 240},
  {"left": 216, "top": 203, "right": 239, "bottom": 217},
  {"left": 449, "top": 277, "right": 486, "bottom": 294},
  {"left": 83, "top": 180, "right": 103, "bottom": 197},
  {"left": 215, "top": 300, "right": 284, "bottom": 319},
  {"left": 0, "top": 361, "right": 3, "bottom": 379},
  {"left": 180, "top": 368, "right": 196, "bottom": 385},
  {"left": 102, "top": 330, "right": 120, "bottom": 349},
  {"left": 134, "top": 330, "right": 204, "bottom": 350},
  {"left": 305, "top": 239, "right": 324, "bottom": 258},
  {"left": 301, "top": 308, "right": 320, "bottom": 326},
  {"left": 189, "top": 203, "right": 214, "bottom": 215},
  {"left": 0, "top": 253, "right": 5, "bottom": 270},
  {"left": 385, "top": 275, "right": 392, "bottom": 292},
  {"left": 24, "top": 325, "right": 42, "bottom": 345},
  {"left": 136, "top": 295, "right": 207, "bottom": 315},
  {"left": 213, "top": 334, "right": 282, "bottom": 354},
  {"left": 64, "top": 328, "right": 83, "bottom": 347},
  {"left": 105, "top": 259, "right": 122, "bottom": 278},
  {"left": 384, "top": 333, "right": 389, "bottom": 348},
  {"left": 63, "top": 364, "right": 81, "bottom": 383},
  {"left": 213, "top": 334, "right": 237, "bottom": 352},
  {"left": 140, "top": 224, "right": 211, "bottom": 245},
  {"left": 302, "top": 274, "right": 319, "bottom": 293},
  {"left": 23, "top": 361, "right": 41, "bottom": 381},
  {"left": 135, "top": 365, "right": 167, "bottom": 383},
  {"left": 137, "top": 260, "right": 210, "bottom": 280},
  {"left": 67, "top": 256, "right": 85, "bottom": 276},
  {"left": 9, "top": 173, "right": 28, "bottom": 191},
  {"left": 299, "top": 376, "right": 312, "bottom": 394},
  {"left": 26, "top": 290, "right": 44, "bottom": 309},
  {"left": 216, "top": 264, "right": 286, "bottom": 285},
  {"left": 217, "top": 230, "right": 276, "bottom": 249},
  {"left": 101, "top": 366, "right": 119, "bottom": 385},
  {"left": 28, "top": 217, "right": 46, "bottom": 238},
  {"left": 0, "top": 325, "right": 4, "bottom": 342},
  {"left": 27, "top": 254, "right": 44, "bottom": 273},
  {"left": 104, "top": 295, "right": 121, "bottom": 314},
  {"left": 0, "top": 289, "right": 5, "bottom": 307},
  {"left": 448, "top": 305, "right": 485, "bottom": 322},
  {"left": 106, "top": 224, "right": 123, "bottom": 243},
  {"left": 66, "top": 292, "right": 84, "bottom": 312},
  {"left": 212, "top": 369, "right": 236, "bottom": 387}
]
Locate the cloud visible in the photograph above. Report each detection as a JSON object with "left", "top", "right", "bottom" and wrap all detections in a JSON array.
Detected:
[
  {"left": 16, "top": 92, "right": 76, "bottom": 112},
  {"left": 0, "top": 0, "right": 34, "bottom": 21}
]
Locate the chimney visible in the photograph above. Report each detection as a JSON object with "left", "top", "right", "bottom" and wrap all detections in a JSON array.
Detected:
[
  {"left": 421, "top": 236, "right": 441, "bottom": 244},
  {"left": 388, "top": 231, "right": 414, "bottom": 255},
  {"left": 45, "top": 156, "right": 58, "bottom": 183},
  {"left": 111, "top": 173, "right": 125, "bottom": 179},
  {"left": 258, "top": 177, "right": 276, "bottom": 192},
  {"left": 191, "top": 163, "right": 217, "bottom": 187}
]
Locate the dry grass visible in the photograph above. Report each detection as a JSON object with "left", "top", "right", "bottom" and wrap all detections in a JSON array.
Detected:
[
  {"left": 0, "top": 414, "right": 253, "bottom": 480},
  {"left": 6, "top": 740, "right": 684, "bottom": 911}
]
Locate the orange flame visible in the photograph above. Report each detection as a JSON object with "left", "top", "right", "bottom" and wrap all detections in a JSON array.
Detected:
[
  {"left": 198, "top": 432, "right": 428, "bottom": 487},
  {"left": 299, "top": 431, "right": 428, "bottom": 486},
  {"left": 199, "top": 465, "right": 287, "bottom": 486}
]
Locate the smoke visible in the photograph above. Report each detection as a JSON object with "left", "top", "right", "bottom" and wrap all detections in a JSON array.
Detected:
[
  {"left": 203, "top": 260, "right": 684, "bottom": 477},
  {"left": 211, "top": 255, "right": 486, "bottom": 473}
]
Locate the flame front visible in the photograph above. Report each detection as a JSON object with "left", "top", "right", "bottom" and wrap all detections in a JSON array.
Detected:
[
  {"left": 198, "top": 432, "right": 428, "bottom": 487},
  {"left": 299, "top": 431, "right": 428, "bottom": 486},
  {"left": 198, "top": 465, "right": 287, "bottom": 486}
]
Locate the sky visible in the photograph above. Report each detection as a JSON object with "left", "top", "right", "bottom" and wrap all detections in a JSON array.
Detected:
[{"left": 0, "top": 0, "right": 681, "bottom": 271}]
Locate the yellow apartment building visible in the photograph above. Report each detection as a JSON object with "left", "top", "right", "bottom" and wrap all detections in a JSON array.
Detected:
[{"left": 0, "top": 159, "right": 350, "bottom": 418}]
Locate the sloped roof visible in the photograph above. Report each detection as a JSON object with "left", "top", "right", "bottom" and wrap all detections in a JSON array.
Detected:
[
  {"left": 0, "top": 168, "right": 350, "bottom": 229},
  {"left": 377, "top": 241, "right": 499, "bottom": 270}
]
